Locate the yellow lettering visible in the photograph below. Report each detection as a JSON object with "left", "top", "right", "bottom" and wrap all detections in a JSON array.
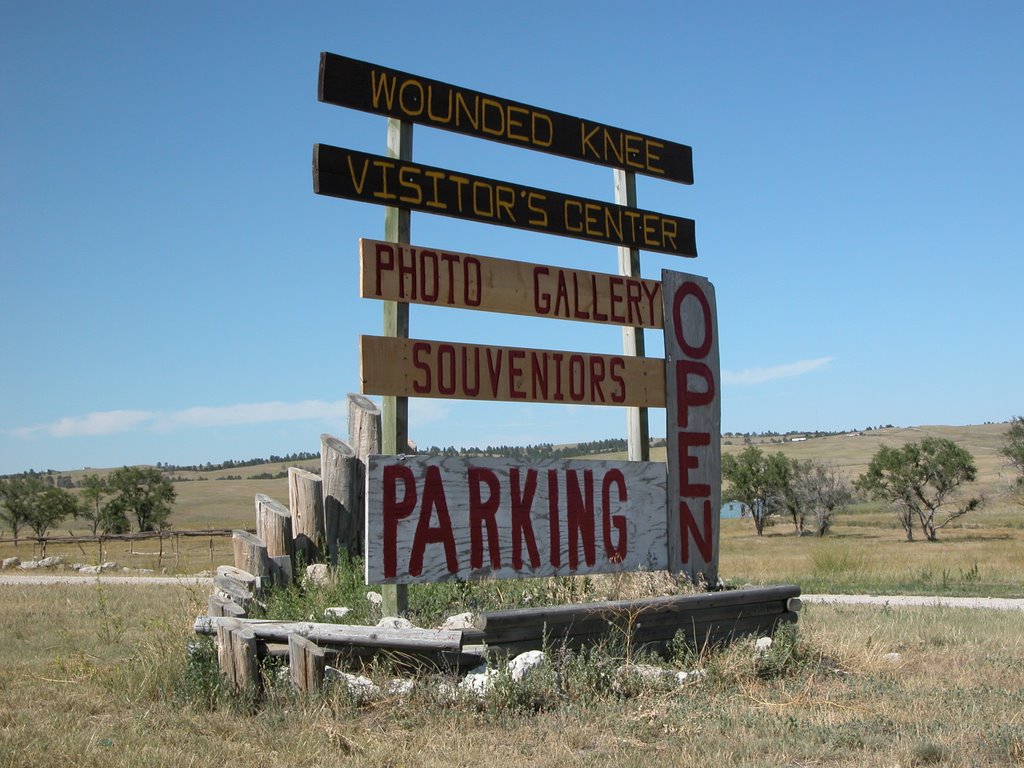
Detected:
[
  {"left": 424, "top": 170, "right": 447, "bottom": 209},
  {"left": 624, "top": 134, "right": 643, "bottom": 169},
  {"left": 603, "top": 206, "right": 622, "bottom": 241},
  {"left": 449, "top": 175, "right": 470, "bottom": 211},
  {"left": 564, "top": 200, "right": 583, "bottom": 233},
  {"left": 346, "top": 156, "right": 369, "bottom": 195},
  {"left": 527, "top": 192, "right": 548, "bottom": 226},
  {"left": 398, "top": 79, "right": 424, "bottom": 117},
  {"left": 372, "top": 160, "right": 396, "bottom": 200},
  {"left": 642, "top": 214, "right": 658, "bottom": 245},
  {"left": 580, "top": 123, "right": 599, "bottom": 159},
  {"left": 506, "top": 105, "right": 529, "bottom": 142},
  {"left": 603, "top": 129, "right": 624, "bottom": 165},
  {"left": 495, "top": 185, "right": 516, "bottom": 222},
  {"left": 398, "top": 167, "right": 423, "bottom": 205},
  {"left": 532, "top": 113, "right": 553, "bottom": 147},
  {"left": 426, "top": 84, "right": 453, "bottom": 124},
  {"left": 661, "top": 217, "right": 678, "bottom": 250},
  {"left": 646, "top": 139, "right": 664, "bottom": 174},
  {"left": 370, "top": 70, "right": 397, "bottom": 109},
  {"left": 454, "top": 92, "right": 479, "bottom": 131},
  {"left": 481, "top": 98, "right": 504, "bottom": 136}
]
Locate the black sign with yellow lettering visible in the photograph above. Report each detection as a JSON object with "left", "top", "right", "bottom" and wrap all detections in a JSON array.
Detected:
[
  {"left": 313, "top": 144, "right": 697, "bottom": 257},
  {"left": 319, "top": 53, "right": 693, "bottom": 185}
]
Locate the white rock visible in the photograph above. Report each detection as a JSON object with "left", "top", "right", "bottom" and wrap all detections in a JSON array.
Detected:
[
  {"left": 754, "top": 637, "right": 773, "bottom": 655},
  {"left": 18, "top": 560, "right": 41, "bottom": 570},
  {"left": 385, "top": 678, "right": 415, "bottom": 696},
  {"left": 303, "top": 563, "right": 331, "bottom": 587},
  {"left": 675, "top": 669, "right": 706, "bottom": 685},
  {"left": 618, "top": 663, "right": 675, "bottom": 683},
  {"left": 884, "top": 652, "right": 902, "bottom": 663},
  {"left": 325, "top": 668, "right": 379, "bottom": 702},
  {"left": 38, "top": 556, "right": 63, "bottom": 568},
  {"left": 439, "top": 612, "right": 475, "bottom": 630},
  {"left": 78, "top": 565, "right": 102, "bottom": 575},
  {"left": 100, "top": 561, "right": 118, "bottom": 572},
  {"left": 508, "top": 650, "right": 547, "bottom": 682},
  {"left": 323, "top": 607, "right": 351, "bottom": 620},
  {"left": 366, "top": 591, "right": 383, "bottom": 606},
  {"left": 1, "top": 557, "right": 20, "bottom": 570},
  {"left": 377, "top": 616, "right": 415, "bottom": 630},
  {"left": 460, "top": 670, "right": 497, "bottom": 697}
]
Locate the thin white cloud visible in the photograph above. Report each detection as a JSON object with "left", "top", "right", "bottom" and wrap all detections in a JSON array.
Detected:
[
  {"left": 7, "top": 400, "right": 350, "bottom": 438},
  {"left": 722, "top": 357, "right": 833, "bottom": 386},
  {"left": 159, "top": 400, "right": 348, "bottom": 429},
  {"left": 49, "top": 410, "right": 156, "bottom": 437}
]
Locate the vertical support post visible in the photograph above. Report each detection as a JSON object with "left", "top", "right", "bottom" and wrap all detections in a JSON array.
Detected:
[
  {"left": 615, "top": 169, "right": 650, "bottom": 462},
  {"left": 382, "top": 118, "right": 412, "bottom": 616}
]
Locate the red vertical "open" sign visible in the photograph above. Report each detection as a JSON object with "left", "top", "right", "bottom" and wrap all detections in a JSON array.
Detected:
[{"left": 663, "top": 270, "right": 721, "bottom": 585}]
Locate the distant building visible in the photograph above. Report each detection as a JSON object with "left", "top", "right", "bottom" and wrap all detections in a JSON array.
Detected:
[{"left": 721, "top": 500, "right": 749, "bottom": 519}]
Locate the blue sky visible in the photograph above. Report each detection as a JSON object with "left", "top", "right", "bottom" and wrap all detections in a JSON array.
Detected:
[{"left": 2, "top": 1, "right": 1021, "bottom": 475}]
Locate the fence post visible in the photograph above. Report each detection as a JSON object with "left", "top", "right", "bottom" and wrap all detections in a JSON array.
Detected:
[
  {"left": 289, "top": 468, "right": 325, "bottom": 565},
  {"left": 321, "top": 433, "right": 356, "bottom": 565}
]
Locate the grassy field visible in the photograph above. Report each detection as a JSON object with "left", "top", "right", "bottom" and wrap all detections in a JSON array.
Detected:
[{"left": 1, "top": 578, "right": 1022, "bottom": 767}]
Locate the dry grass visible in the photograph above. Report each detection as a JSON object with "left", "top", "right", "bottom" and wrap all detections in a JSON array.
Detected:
[{"left": 1, "top": 580, "right": 1022, "bottom": 767}]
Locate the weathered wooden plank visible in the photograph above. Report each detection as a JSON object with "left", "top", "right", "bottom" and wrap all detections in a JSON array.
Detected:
[
  {"left": 365, "top": 455, "right": 668, "bottom": 584},
  {"left": 360, "top": 239, "right": 664, "bottom": 329},
  {"left": 360, "top": 336, "right": 665, "bottom": 408},
  {"left": 255, "top": 494, "right": 294, "bottom": 562},
  {"left": 313, "top": 144, "right": 697, "bottom": 258},
  {"left": 348, "top": 393, "right": 382, "bottom": 559},
  {"left": 208, "top": 593, "right": 246, "bottom": 619},
  {"left": 196, "top": 617, "right": 463, "bottom": 653},
  {"left": 214, "top": 574, "right": 254, "bottom": 611},
  {"left": 318, "top": 53, "right": 694, "bottom": 184},
  {"left": 320, "top": 433, "right": 356, "bottom": 565},
  {"left": 663, "top": 269, "right": 721, "bottom": 585},
  {"left": 232, "top": 530, "right": 271, "bottom": 582},
  {"left": 289, "top": 467, "right": 325, "bottom": 564},
  {"left": 475, "top": 586, "right": 801, "bottom": 631},
  {"left": 289, "top": 634, "right": 326, "bottom": 694}
]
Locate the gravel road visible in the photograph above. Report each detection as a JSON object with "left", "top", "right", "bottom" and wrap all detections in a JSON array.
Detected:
[{"left": 1, "top": 573, "right": 1021, "bottom": 610}]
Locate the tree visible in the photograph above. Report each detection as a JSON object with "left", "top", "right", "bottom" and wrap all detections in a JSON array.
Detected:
[
  {"left": 106, "top": 466, "right": 176, "bottom": 532},
  {"left": 721, "top": 447, "right": 794, "bottom": 536},
  {"left": 0, "top": 474, "right": 45, "bottom": 544},
  {"left": 26, "top": 486, "right": 77, "bottom": 538},
  {"left": 856, "top": 437, "right": 981, "bottom": 541},
  {"left": 78, "top": 474, "right": 129, "bottom": 534},
  {"left": 795, "top": 460, "right": 852, "bottom": 536},
  {"left": 1000, "top": 416, "right": 1024, "bottom": 508}
]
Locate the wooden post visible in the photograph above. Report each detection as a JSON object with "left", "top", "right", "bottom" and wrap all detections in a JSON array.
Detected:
[
  {"left": 320, "top": 433, "right": 356, "bottom": 564},
  {"left": 347, "top": 393, "right": 380, "bottom": 558},
  {"left": 288, "top": 633, "right": 327, "bottom": 694},
  {"left": 289, "top": 467, "right": 325, "bottom": 565},
  {"left": 208, "top": 593, "right": 246, "bottom": 619},
  {"left": 255, "top": 494, "right": 294, "bottom": 561},
  {"left": 614, "top": 168, "right": 650, "bottom": 462},
  {"left": 380, "top": 117, "right": 412, "bottom": 616},
  {"left": 232, "top": 530, "right": 271, "bottom": 583},
  {"left": 216, "top": 619, "right": 261, "bottom": 694}
]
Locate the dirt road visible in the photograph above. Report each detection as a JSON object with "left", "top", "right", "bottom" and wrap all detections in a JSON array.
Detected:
[{"left": 1, "top": 573, "right": 1021, "bottom": 610}]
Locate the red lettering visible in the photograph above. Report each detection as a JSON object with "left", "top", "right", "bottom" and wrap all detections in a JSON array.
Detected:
[
  {"left": 672, "top": 281, "right": 712, "bottom": 358},
  {"left": 680, "top": 499, "right": 713, "bottom": 563},
  {"left": 609, "top": 357, "right": 626, "bottom": 404},
  {"left": 678, "top": 431, "right": 711, "bottom": 497},
  {"left": 461, "top": 346, "right": 481, "bottom": 396},
  {"left": 374, "top": 242, "right": 394, "bottom": 297},
  {"left": 412, "top": 342, "right": 431, "bottom": 393},
  {"left": 548, "top": 469, "right": 561, "bottom": 567},
  {"left": 437, "top": 344, "right": 456, "bottom": 395},
  {"left": 382, "top": 465, "right": 417, "bottom": 578},
  {"left": 464, "top": 257, "right": 482, "bottom": 306},
  {"left": 485, "top": 348, "right": 503, "bottom": 396},
  {"left": 589, "top": 356, "right": 606, "bottom": 402},
  {"left": 509, "top": 349, "right": 526, "bottom": 399},
  {"left": 601, "top": 470, "right": 627, "bottom": 563},
  {"left": 591, "top": 274, "right": 608, "bottom": 321},
  {"left": 568, "top": 355, "right": 585, "bottom": 401},
  {"left": 468, "top": 468, "right": 501, "bottom": 570},
  {"left": 408, "top": 466, "right": 459, "bottom": 576},
  {"left": 510, "top": 468, "right": 541, "bottom": 570},
  {"left": 608, "top": 276, "right": 626, "bottom": 323},
  {"left": 533, "top": 266, "right": 550, "bottom": 314},
  {"left": 566, "top": 469, "right": 596, "bottom": 569},
  {"left": 675, "top": 360, "right": 715, "bottom": 429}
]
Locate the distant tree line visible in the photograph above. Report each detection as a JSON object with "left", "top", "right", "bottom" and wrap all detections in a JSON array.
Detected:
[
  {"left": 421, "top": 438, "right": 630, "bottom": 460},
  {"left": 156, "top": 451, "right": 319, "bottom": 473}
]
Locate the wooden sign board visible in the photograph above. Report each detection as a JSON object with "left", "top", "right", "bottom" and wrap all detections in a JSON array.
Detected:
[
  {"left": 360, "top": 335, "right": 666, "bottom": 408},
  {"left": 365, "top": 455, "right": 668, "bottom": 584},
  {"left": 313, "top": 144, "right": 697, "bottom": 257},
  {"left": 319, "top": 52, "right": 694, "bottom": 185},
  {"left": 662, "top": 269, "right": 721, "bottom": 585},
  {"left": 360, "top": 238, "right": 664, "bottom": 328}
]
